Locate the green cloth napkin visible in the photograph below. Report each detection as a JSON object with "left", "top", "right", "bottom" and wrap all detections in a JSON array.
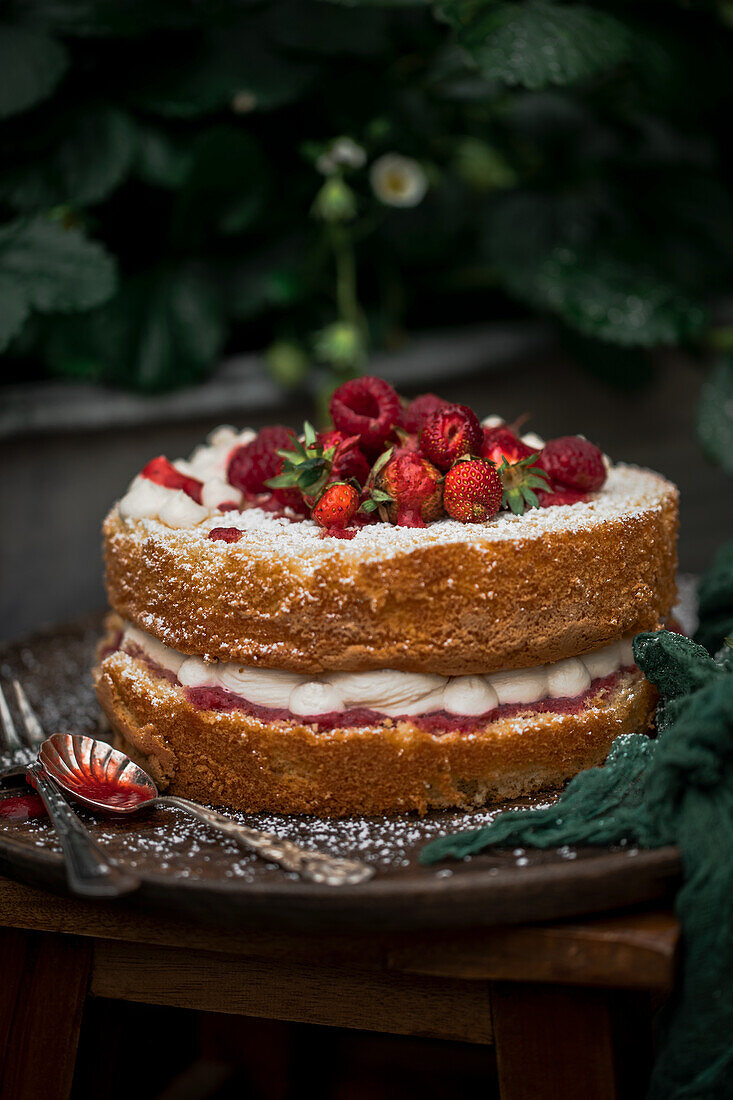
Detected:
[{"left": 421, "top": 545, "right": 733, "bottom": 1099}]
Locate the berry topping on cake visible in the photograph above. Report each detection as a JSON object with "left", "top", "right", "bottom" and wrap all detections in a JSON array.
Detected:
[
  {"left": 120, "top": 378, "right": 618, "bottom": 533},
  {"left": 227, "top": 426, "right": 296, "bottom": 497},
  {"left": 419, "top": 404, "right": 482, "bottom": 471},
  {"left": 497, "top": 453, "right": 551, "bottom": 515},
  {"left": 312, "top": 482, "right": 360, "bottom": 538},
  {"left": 367, "top": 451, "right": 444, "bottom": 527},
  {"left": 141, "top": 456, "right": 204, "bottom": 504},
  {"left": 207, "top": 527, "right": 244, "bottom": 542},
  {"left": 540, "top": 436, "right": 607, "bottom": 492},
  {"left": 399, "top": 393, "right": 450, "bottom": 435},
  {"left": 536, "top": 488, "right": 588, "bottom": 508},
  {"left": 329, "top": 376, "right": 401, "bottom": 450},
  {"left": 317, "top": 429, "right": 371, "bottom": 486},
  {"left": 480, "top": 426, "right": 536, "bottom": 467},
  {"left": 443, "top": 458, "right": 502, "bottom": 522}
]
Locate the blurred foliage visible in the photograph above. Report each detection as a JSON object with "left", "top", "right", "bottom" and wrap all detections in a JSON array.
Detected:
[{"left": 0, "top": 0, "right": 732, "bottom": 467}]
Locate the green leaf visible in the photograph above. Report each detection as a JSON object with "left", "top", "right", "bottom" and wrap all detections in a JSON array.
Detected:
[
  {"left": 0, "top": 274, "right": 31, "bottom": 351},
  {"left": 133, "top": 124, "right": 194, "bottom": 189},
  {"left": 451, "top": 1, "right": 632, "bottom": 90},
  {"left": 132, "top": 25, "right": 312, "bottom": 118},
  {"left": 483, "top": 193, "right": 707, "bottom": 347},
  {"left": 46, "top": 267, "right": 224, "bottom": 392},
  {"left": 0, "top": 24, "right": 68, "bottom": 119},
  {"left": 697, "top": 358, "right": 733, "bottom": 475},
  {"left": 171, "top": 126, "right": 268, "bottom": 244},
  {"left": 526, "top": 249, "right": 706, "bottom": 346},
  {"left": 0, "top": 106, "right": 137, "bottom": 209},
  {"left": 0, "top": 215, "right": 116, "bottom": 314}
]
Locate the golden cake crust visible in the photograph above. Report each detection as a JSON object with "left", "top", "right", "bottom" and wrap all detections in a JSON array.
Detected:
[
  {"left": 103, "top": 466, "right": 678, "bottom": 675},
  {"left": 95, "top": 650, "right": 658, "bottom": 817}
]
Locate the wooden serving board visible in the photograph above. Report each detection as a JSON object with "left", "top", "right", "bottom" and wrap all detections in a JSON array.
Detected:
[{"left": 0, "top": 615, "right": 681, "bottom": 931}]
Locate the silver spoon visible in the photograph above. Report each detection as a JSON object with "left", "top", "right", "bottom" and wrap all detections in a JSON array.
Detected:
[{"left": 39, "top": 734, "right": 375, "bottom": 887}]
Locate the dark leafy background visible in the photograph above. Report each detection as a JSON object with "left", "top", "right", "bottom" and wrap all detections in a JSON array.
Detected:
[{"left": 1, "top": 0, "right": 732, "bottom": 467}]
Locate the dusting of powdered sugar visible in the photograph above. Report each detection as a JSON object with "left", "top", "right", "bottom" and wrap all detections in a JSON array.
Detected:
[
  {"left": 2, "top": 796, "right": 561, "bottom": 881},
  {"left": 112, "top": 464, "right": 675, "bottom": 565}
]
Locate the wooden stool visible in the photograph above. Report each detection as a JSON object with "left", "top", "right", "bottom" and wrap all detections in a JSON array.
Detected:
[{"left": 0, "top": 875, "right": 678, "bottom": 1100}]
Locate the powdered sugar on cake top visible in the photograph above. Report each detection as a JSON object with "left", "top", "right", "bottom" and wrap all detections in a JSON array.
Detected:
[{"left": 113, "top": 463, "right": 675, "bottom": 564}]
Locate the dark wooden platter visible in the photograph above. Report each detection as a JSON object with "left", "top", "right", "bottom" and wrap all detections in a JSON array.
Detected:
[{"left": 0, "top": 615, "right": 681, "bottom": 931}]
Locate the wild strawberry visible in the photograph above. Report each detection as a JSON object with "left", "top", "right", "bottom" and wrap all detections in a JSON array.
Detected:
[
  {"left": 207, "top": 527, "right": 243, "bottom": 542},
  {"left": 366, "top": 451, "right": 443, "bottom": 527},
  {"left": 398, "top": 393, "right": 450, "bottom": 435},
  {"left": 141, "top": 456, "right": 204, "bottom": 504},
  {"left": 480, "top": 426, "right": 535, "bottom": 466},
  {"left": 317, "top": 429, "right": 371, "bottom": 486},
  {"left": 419, "top": 404, "right": 482, "bottom": 471},
  {"left": 443, "top": 458, "right": 502, "bottom": 523},
  {"left": 312, "top": 482, "right": 360, "bottom": 537},
  {"left": 329, "top": 376, "right": 401, "bottom": 450},
  {"left": 540, "top": 436, "right": 606, "bottom": 492},
  {"left": 227, "top": 426, "right": 296, "bottom": 496}
]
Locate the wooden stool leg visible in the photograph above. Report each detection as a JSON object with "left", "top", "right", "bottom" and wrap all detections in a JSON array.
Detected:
[
  {"left": 0, "top": 927, "right": 92, "bottom": 1100},
  {"left": 490, "top": 982, "right": 618, "bottom": 1100}
]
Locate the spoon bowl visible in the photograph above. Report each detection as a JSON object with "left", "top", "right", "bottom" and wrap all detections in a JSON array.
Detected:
[
  {"left": 40, "top": 733, "right": 157, "bottom": 813},
  {"left": 39, "top": 733, "right": 374, "bottom": 886}
]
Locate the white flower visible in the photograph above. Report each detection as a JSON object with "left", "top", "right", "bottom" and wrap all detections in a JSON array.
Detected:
[
  {"left": 369, "top": 153, "right": 428, "bottom": 208},
  {"left": 330, "top": 137, "right": 366, "bottom": 169},
  {"left": 316, "top": 137, "right": 367, "bottom": 176}
]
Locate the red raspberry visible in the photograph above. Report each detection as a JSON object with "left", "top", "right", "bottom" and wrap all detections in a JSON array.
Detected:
[
  {"left": 207, "top": 527, "right": 243, "bottom": 542},
  {"left": 317, "top": 429, "right": 371, "bottom": 486},
  {"left": 398, "top": 393, "right": 450, "bottom": 435},
  {"left": 373, "top": 452, "right": 444, "bottom": 527},
  {"left": 536, "top": 488, "right": 588, "bottom": 508},
  {"left": 217, "top": 500, "right": 241, "bottom": 512},
  {"left": 443, "top": 458, "right": 502, "bottom": 523},
  {"left": 480, "top": 427, "right": 535, "bottom": 467},
  {"left": 226, "top": 426, "right": 296, "bottom": 495},
  {"left": 329, "top": 376, "right": 401, "bottom": 450},
  {"left": 140, "top": 456, "right": 203, "bottom": 504},
  {"left": 256, "top": 490, "right": 309, "bottom": 517},
  {"left": 419, "top": 404, "right": 482, "bottom": 471},
  {"left": 539, "top": 436, "right": 606, "bottom": 492},
  {"left": 312, "top": 482, "right": 360, "bottom": 535}
]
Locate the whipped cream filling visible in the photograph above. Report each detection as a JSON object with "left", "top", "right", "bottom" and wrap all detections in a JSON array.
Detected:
[{"left": 120, "top": 622, "right": 635, "bottom": 719}]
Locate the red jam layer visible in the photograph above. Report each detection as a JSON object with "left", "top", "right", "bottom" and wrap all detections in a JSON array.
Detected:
[{"left": 183, "top": 670, "right": 629, "bottom": 735}]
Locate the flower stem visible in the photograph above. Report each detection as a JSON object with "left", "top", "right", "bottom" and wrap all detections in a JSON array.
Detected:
[{"left": 329, "top": 224, "right": 365, "bottom": 333}]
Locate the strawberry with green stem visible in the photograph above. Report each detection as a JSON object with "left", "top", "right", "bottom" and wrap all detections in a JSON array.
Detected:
[
  {"left": 496, "top": 453, "right": 551, "bottom": 515},
  {"left": 266, "top": 421, "right": 337, "bottom": 506}
]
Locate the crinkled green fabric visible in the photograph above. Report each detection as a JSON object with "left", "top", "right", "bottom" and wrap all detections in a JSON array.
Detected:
[{"left": 421, "top": 550, "right": 733, "bottom": 1098}]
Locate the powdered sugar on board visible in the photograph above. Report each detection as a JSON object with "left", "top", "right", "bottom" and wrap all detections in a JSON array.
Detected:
[{"left": 111, "top": 464, "right": 676, "bottom": 565}]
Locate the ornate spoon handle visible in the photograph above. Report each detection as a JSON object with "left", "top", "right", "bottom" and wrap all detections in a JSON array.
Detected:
[
  {"left": 158, "top": 795, "right": 374, "bottom": 886},
  {"left": 28, "top": 762, "right": 140, "bottom": 898}
]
